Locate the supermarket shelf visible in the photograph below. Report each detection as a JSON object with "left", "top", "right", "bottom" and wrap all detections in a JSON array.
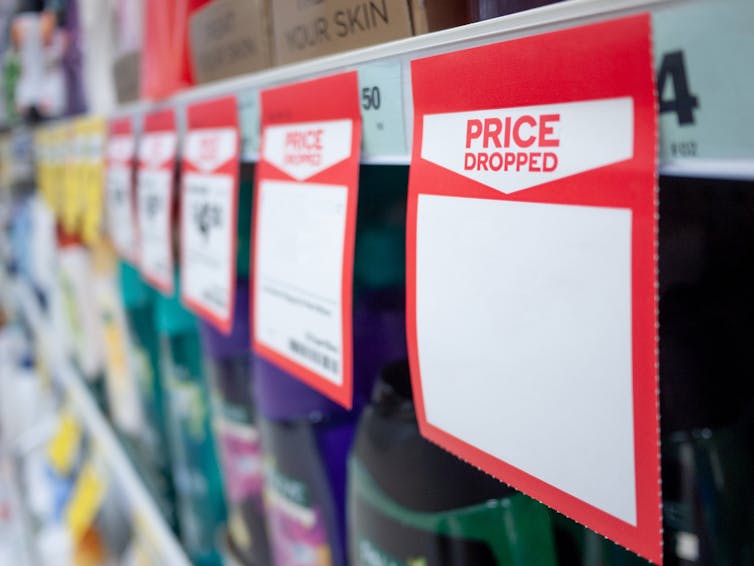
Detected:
[
  {"left": 41, "top": 0, "right": 748, "bottom": 179},
  {"left": 13, "top": 280, "right": 191, "bottom": 566},
  {"left": 117, "top": 0, "right": 680, "bottom": 110},
  {"left": 659, "top": 158, "right": 754, "bottom": 181},
  {"left": 108, "top": 0, "right": 748, "bottom": 176}
]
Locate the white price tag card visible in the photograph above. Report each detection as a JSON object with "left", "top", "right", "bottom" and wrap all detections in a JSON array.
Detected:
[
  {"left": 106, "top": 118, "right": 137, "bottom": 262},
  {"left": 358, "top": 61, "right": 407, "bottom": 156},
  {"left": 408, "top": 16, "right": 661, "bottom": 563},
  {"left": 180, "top": 97, "right": 240, "bottom": 334},
  {"left": 654, "top": 0, "right": 754, "bottom": 165},
  {"left": 137, "top": 109, "right": 178, "bottom": 294},
  {"left": 253, "top": 73, "right": 362, "bottom": 408}
]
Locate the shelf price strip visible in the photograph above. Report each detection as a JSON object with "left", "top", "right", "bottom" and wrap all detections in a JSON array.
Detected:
[
  {"left": 180, "top": 96, "right": 241, "bottom": 333},
  {"left": 252, "top": 72, "right": 362, "bottom": 408},
  {"left": 406, "top": 15, "right": 662, "bottom": 563}
]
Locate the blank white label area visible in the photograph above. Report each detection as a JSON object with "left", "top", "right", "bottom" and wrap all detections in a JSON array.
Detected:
[
  {"left": 416, "top": 194, "right": 637, "bottom": 525},
  {"left": 182, "top": 172, "right": 234, "bottom": 320},
  {"left": 255, "top": 180, "right": 347, "bottom": 385}
]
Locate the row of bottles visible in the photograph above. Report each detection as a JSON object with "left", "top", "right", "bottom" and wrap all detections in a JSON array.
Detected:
[{"left": 10, "top": 163, "right": 753, "bottom": 564}]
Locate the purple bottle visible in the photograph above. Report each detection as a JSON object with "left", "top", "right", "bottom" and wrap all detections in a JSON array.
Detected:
[
  {"left": 470, "top": 0, "right": 564, "bottom": 21},
  {"left": 255, "top": 288, "right": 406, "bottom": 566},
  {"left": 199, "top": 281, "right": 270, "bottom": 566},
  {"left": 255, "top": 166, "right": 409, "bottom": 566}
]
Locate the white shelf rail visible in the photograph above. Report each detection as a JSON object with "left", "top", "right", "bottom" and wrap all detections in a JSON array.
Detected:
[{"left": 36, "top": 0, "right": 753, "bottom": 179}]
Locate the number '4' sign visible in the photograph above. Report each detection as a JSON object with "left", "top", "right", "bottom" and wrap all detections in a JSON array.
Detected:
[{"left": 657, "top": 50, "right": 699, "bottom": 126}]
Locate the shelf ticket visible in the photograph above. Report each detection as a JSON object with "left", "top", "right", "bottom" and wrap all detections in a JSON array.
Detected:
[
  {"left": 407, "top": 15, "right": 661, "bottom": 563},
  {"left": 253, "top": 72, "right": 362, "bottom": 408}
]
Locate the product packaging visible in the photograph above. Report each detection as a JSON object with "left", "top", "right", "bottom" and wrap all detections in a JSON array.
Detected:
[
  {"left": 200, "top": 280, "right": 270, "bottom": 565},
  {"left": 255, "top": 166, "right": 409, "bottom": 566},
  {"left": 92, "top": 240, "right": 143, "bottom": 439},
  {"left": 58, "top": 238, "right": 106, "bottom": 405},
  {"left": 157, "top": 277, "right": 227, "bottom": 566},
  {"left": 189, "top": 0, "right": 272, "bottom": 84},
  {"left": 118, "top": 261, "right": 177, "bottom": 530},
  {"left": 271, "top": 0, "right": 414, "bottom": 66},
  {"left": 141, "top": 0, "right": 211, "bottom": 99},
  {"left": 111, "top": 0, "right": 143, "bottom": 103},
  {"left": 410, "top": 0, "right": 470, "bottom": 34},
  {"left": 349, "top": 360, "right": 559, "bottom": 566},
  {"left": 79, "top": 0, "right": 117, "bottom": 114},
  {"left": 468, "top": 0, "right": 564, "bottom": 21}
]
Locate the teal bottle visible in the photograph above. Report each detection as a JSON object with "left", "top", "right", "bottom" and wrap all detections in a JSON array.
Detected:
[
  {"left": 156, "top": 277, "right": 227, "bottom": 566},
  {"left": 118, "top": 261, "right": 177, "bottom": 530}
]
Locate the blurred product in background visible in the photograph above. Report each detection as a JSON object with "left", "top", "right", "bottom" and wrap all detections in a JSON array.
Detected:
[
  {"left": 0, "top": 0, "right": 576, "bottom": 122},
  {"left": 0, "top": 2, "right": 752, "bottom": 565},
  {"left": 57, "top": 235, "right": 106, "bottom": 407},
  {"left": 189, "top": 0, "right": 272, "bottom": 85},
  {"left": 200, "top": 282, "right": 270, "bottom": 566},
  {"left": 468, "top": 0, "right": 564, "bottom": 21},
  {"left": 255, "top": 165, "right": 408, "bottom": 566},
  {"left": 657, "top": 176, "right": 754, "bottom": 565},
  {"left": 91, "top": 242, "right": 144, "bottom": 450},
  {"left": 157, "top": 279, "right": 227, "bottom": 566},
  {"left": 349, "top": 360, "right": 559, "bottom": 566},
  {"left": 111, "top": 0, "right": 142, "bottom": 104},
  {"left": 118, "top": 261, "right": 179, "bottom": 531}
]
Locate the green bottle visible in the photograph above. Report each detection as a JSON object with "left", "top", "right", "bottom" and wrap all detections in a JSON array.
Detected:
[
  {"left": 118, "top": 261, "right": 177, "bottom": 530},
  {"left": 349, "top": 361, "right": 558, "bottom": 565},
  {"left": 156, "top": 278, "right": 227, "bottom": 566}
]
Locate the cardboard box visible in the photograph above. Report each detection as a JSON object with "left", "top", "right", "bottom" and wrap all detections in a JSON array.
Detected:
[
  {"left": 189, "top": 0, "right": 272, "bottom": 84},
  {"left": 410, "top": 0, "right": 471, "bottom": 35},
  {"left": 271, "top": 0, "right": 414, "bottom": 66}
]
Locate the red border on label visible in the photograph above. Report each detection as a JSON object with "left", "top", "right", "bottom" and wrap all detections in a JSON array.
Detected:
[
  {"left": 252, "top": 72, "right": 362, "bottom": 409},
  {"left": 180, "top": 96, "right": 240, "bottom": 335},
  {"left": 406, "top": 15, "right": 662, "bottom": 564},
  {"left": 107, "top": 116, "right": 137, "bottom": 265},
  {"left": 138, "top": 108, "right": 177, "bottom": 295}
]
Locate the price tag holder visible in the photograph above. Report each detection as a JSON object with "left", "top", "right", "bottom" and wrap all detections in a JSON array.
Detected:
[
  {"left": 654, "top": 0, "right": 754, "bottom": 165},
  {"left": 137, "top": 109, "right": 178, "bottom": 294},
  {"left": 253, "top": 73, "right": 362, "bottom": 408},
  {"left": 358, "top": 61, "right": 407, "bottom": 156},
  {"left": 180, "top": 97, "right": 240, "bottom": 334},
  {"left": 407, "top": 16, "right": 661, "bottom": 563},
  {"left": 238, "top": 89, "right": 261, "bottom": 161},
  {"left": 106, "top": 118, "right": 138, "bottom": 262}
]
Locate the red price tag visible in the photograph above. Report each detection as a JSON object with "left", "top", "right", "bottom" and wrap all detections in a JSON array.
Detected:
[
  {"left": 407, "top": 15, "right": 661, "bottom": 563},
  {"left": 106, "top": 118, "right": 137, "bottom": 262},
  {"left": 180, "top": 97, "right": 241, "bottom": 334},
  {"left": 252, "top": 73, "right": 362, "bottom": 408},
  {"left": 137, "top": 109, "right": 177, "bottom": 294}
]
